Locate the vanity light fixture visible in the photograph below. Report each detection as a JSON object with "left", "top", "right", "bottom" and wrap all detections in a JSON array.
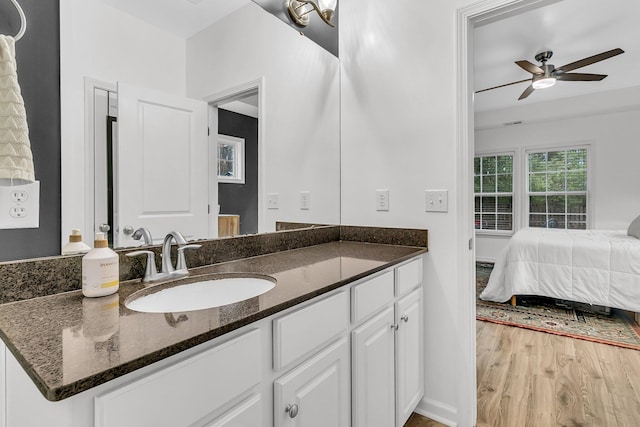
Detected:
[{"left": 286, "top": 0, "right": 337, "bottom": 28}]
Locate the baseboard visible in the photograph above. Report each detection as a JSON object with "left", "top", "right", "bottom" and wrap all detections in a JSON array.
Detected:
[{"left": 415, "top": 398, "right": 458, "bottom": 427}]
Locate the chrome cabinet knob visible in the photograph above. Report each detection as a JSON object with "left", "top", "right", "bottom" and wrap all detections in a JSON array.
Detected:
[
  {"left": 123, "top": 225, "right": 135, "bottom": 235},
  {"left": 391, "top": 324, "right": 399, "bottom": 331},
  {"left": 401, "top": 315, "right": 409, "bottom": 323},
  {"left": 285, "top": 403, "right": 299, "bottom": 418},
  {"left": 99, "top": 223, "right": 111, "bottom": 232}
]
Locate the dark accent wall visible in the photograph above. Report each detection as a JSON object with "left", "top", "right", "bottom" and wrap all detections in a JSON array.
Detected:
[
  {"left": 218, "top": 109, "right": 259, "bottom": 235},
  {"left": 0, "top": 0, "right": 61, "bottom": 262}
]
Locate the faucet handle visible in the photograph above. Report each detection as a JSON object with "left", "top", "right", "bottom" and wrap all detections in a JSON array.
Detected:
[
  {"left": 176, "top": 244, "right": 202, "bottom": 272},
  {"left": 127, "top": 250, "right": 160, "bottom": 282}
]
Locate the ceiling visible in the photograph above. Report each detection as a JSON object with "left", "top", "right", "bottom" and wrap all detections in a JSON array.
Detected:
[
  {"left": 98, "top": 0, "right": 250, "bottom": 38},
  {"left": 473, "top": 0, "right": 640, "bottom": 113}
]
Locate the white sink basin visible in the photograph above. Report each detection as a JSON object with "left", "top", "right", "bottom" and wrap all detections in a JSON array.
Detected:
[{"left": 125, "top": 274, "right": 276, "bottom": 313}]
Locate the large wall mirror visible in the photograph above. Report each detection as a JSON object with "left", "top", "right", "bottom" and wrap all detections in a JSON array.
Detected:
[{"left": 0, "top": 0, "right": 340, "bottom": 261}]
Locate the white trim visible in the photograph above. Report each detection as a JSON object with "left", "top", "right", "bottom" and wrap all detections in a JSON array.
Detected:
[
  {"left": 203, "top": 78, "right": 266, "bottom": 233},
  {"left": 216, "top": 134, "right": 246, "bottom": 184},
  {"left": 81, "top": 78, "right": 117, "bottom": 246},
  {"left": 416, "top": 398, "right": 458, "bottom": 427},
  {"left": 457, "top": 1, "right": 557, "bottom": 425},
  {"left": 0, "top": 341, "right": 5, "bottom": 427}
]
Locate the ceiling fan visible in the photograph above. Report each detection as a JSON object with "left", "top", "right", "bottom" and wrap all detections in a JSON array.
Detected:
[{"left": 477, "top": 47, "right": 624, "bottom": 100}]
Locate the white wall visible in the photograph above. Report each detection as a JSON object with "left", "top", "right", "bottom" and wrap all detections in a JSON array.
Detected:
[
  {"left": 475, "top": 89, "right": 640, "bottom": 261},
  {"left": 185, "top": 3, "right": 341, "bottom": 231},
  {"left": 340, "top": 0, "right": 478, "bottom": 425},
  {"left": 60, "top": 0, "right": 187, "bottom": 244}
]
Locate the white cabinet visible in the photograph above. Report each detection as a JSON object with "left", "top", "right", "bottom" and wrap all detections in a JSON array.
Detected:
[
  {"left": 205, "top": 394, "right": 262, "bottom": 427},
  {"left": 352, "top": 306, "right": 396, "bottom": 427},
  {"left": 95, "top": 328, "right": 262, "bottom": 427},
  {"left": 395, "top": 288, "right": 424, "bottom": 427},
  {"left": 351, "top": 259, "right": 424, "bottom": 427},
  {"left": 274, "top": 337, "right": 350, "bottom": 427}
]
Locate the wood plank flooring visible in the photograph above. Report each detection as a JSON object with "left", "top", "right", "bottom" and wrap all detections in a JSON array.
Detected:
[{"left": 406, "top": 321, "right": 640, "bottom": 427}]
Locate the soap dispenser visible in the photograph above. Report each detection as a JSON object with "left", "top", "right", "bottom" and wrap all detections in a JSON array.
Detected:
[
  {"left": 82, "top": 232, "right": 119, "bottom": 297},
  {"left": 62, "top": 229, "right": 91, "bottom": 255}
]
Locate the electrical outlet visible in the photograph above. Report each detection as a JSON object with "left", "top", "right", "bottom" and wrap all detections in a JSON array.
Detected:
[
  {"left": 0, "top": 181, "right": 40, "bottom": 228},
  {"left": 376, "top": 189, "right": 389, "bottom": 211},
  {"left": 300, "top": 191, "right": 311, "bottom": 210},
  {"left": 11, "top": 190, "right": 28, "bottom": 203},
  {"left": 267, "top": 193, "right": 279, "bottom": 209},
  {"left": 425, "top": 190, "right": 448, "bottom": 212}
]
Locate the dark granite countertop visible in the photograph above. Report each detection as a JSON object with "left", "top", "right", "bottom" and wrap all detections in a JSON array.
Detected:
[{"left": 0, "top": 241, "right": 426, "bottom": 401}]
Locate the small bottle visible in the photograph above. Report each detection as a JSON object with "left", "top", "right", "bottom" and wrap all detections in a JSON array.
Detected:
[
  {"left": 82, "top": 232, "right": 119, "bottom": 298},
  {"left": 62, "top": 229, "right": 91, "bottom": 255}
]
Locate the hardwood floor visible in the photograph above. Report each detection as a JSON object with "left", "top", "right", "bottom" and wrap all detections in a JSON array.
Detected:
[
  {"left": 407, "top": 321, "right": 640, "bottom": 427},
  {"left": 476, "top": 321, "right": 640, "bottom": 427}
]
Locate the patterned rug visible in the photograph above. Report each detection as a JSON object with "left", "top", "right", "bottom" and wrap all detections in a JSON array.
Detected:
[{"left": 476, "top": 263, "right": 640, "bottom": 351}]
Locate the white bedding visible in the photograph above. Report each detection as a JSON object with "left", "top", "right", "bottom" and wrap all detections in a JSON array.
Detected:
[{"left": 480, "top": 228, "right": 640, "bottom": 312}]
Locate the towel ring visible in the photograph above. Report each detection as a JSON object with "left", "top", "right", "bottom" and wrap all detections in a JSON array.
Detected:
[{"left": 9, "top": 0, "right": 27, "bottom": 41}]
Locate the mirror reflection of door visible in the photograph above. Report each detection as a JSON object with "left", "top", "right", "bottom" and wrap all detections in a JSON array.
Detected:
[{"left": 215, "top": 91, "right": 259, "bottom": 237}]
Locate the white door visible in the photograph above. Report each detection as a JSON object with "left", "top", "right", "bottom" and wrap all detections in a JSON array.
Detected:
[
  {"left": 395, "top": 288, "right": 424, "bottom": 427},
  {"left": 274, "top": 338, "right": 350, "bottom": 427},
  {"left": 352, "top": 306, "right": 395, "bottom": 427},
  {"left": 116, "top": 83, "right": 209, "bottom": 246}
]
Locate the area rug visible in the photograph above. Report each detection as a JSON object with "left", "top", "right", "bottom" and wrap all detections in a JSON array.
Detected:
[{"left": 476, "top": 263, "right": 640, "bottom": 351}]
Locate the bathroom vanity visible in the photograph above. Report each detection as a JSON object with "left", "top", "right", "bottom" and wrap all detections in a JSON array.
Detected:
[{"left": 0, "top": 227, "right": 427, "bottom": 427}]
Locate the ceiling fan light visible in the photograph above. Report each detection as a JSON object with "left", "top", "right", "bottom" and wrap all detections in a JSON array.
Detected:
[{"left": 532, "top": 76, "right": 557, "bottom": 90}]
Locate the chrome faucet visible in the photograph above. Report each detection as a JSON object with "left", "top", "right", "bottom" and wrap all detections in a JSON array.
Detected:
[
  {"left": 132, "top": 227, "right": 153, "bottom": 245},
  {"left": 161, "top": 231, "right": 201, "bottom": 278},
  {"left": 127, "top": 231, "right": 200, "bottom": 284}
]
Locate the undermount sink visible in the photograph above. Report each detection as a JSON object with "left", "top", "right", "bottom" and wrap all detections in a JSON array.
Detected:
[{"left": 125, "top": 273, "right": 276, "bottom": 313}]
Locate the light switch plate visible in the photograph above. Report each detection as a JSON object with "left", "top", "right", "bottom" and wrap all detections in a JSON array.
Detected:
[
  {"left": 0, "top": 181, "right": 40, "bottom": 228},
  {"left": 267, "top": 193, "right": 279, "bottom": 209},
  {"left": 425, "top": 189, "right": 448, "bottom": 212},
  {"left": 376, "top": 189, "right": 389, "bottom": 211}
]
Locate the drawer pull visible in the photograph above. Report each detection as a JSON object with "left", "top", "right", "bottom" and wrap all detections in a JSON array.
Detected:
[
  {"left": 401, "top": 315, "right": 409, "bottom": 323},
  {"left": 286, "top": 403, "right": 299, "bottom": 418}
]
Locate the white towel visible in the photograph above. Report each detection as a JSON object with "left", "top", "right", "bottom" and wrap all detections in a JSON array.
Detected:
[{"left": 0, "top": 34, "right": 34, "bottom": 183}]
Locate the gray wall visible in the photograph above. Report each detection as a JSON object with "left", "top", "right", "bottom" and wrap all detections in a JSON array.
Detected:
[
  {"left": 218, "top": 109, "right": 259, "bottom": 235},
  {"left": 0, "top": 0, "right": 61, "bottom": 261}
]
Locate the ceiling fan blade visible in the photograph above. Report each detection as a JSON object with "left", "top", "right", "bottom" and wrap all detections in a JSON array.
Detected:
[
  {"left": 555, "top": 48, "right": 624, "bottom": 73},
  {"left": 515, "top": 60, "right": 544, "bottom": 74},
  {"left": 475, "top": 78, "right": 530, "bottom": 93},
  {"left": 555, "top": 73, "right": 607, "bottom": 81},
  {"left": 518, "top": 84, "right": 535, "bottom": 100}
]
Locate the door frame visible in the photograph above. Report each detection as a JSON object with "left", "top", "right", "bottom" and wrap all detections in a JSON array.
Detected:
[
  {"left": 203, "top": 78, "right": 266, "bottom": 234},
  {"left": 456, "top": 0, "right": 562, "bottom": 424},
  {"left": 83, "top": 77, "right": 117, "bottom": 242}
]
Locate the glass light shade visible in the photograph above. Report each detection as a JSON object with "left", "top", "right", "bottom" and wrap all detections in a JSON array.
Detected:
[
  {"left": 319, "top": 0, "right": 337, "bottom": 11},
  {"left": 532, "top": 77, "right": 557, "bottom": 90}
]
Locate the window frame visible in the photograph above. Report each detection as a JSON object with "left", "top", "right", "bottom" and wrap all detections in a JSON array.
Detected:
[
  {"left": 474, "top": 150, "right": 517, "bottom": 236},
  {"left": 524, "top": 144, "right": 591, "bottom": 230},
  {"left": 216, "top": 134, "right": 246, "bottom": 184}
]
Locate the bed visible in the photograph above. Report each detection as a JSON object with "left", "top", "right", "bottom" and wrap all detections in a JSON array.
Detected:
[{"left": 480, "top": 228, "right": 640, "bottom": 313}]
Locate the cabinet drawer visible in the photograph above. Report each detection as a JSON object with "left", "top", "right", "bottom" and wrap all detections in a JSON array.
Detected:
[
  {"left": 95, "top": 329, "right": 261, "bottom": 427},
  {"left": 273, "top": 291, "right": 349, "bottom": 371},
  {"left": 351, "top": 271, "right": 394, "bottom": 323},
  {"left": 396, "top": 258, "right": 422, "bottom": 296},
  {"left": 205, "top": 394, "right": 261, "bottom": 427}
]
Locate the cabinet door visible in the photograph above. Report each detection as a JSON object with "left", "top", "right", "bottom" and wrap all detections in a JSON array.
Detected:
[
  {"left": 352, "top": 306, "right": 395, "bottom": 427},
  {"left": 274, "top": 338, "right": 350, "bottom": 427},
  {"left": 205, "top": 394, "right": 261, "bottom": 427},
  {"left": 395, "top": 288, "right": 424, "bottom": 427}
]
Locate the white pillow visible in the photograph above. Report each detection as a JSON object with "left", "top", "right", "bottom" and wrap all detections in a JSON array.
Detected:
[{"left": 628, "top": 214, "right": 640, "bottom": 239}]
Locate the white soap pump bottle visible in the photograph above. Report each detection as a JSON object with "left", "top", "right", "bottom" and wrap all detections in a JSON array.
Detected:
[
  {"left": 62, "top": 229, "right": 91, "bottom": 255},
  {"left": 82, "top": 232, "right": 119, "bottom": 298}
]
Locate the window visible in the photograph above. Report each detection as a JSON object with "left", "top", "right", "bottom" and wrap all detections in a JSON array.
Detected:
[
  {"left": 474, "top": 154, "right": 513, "bottom": 232},
  {"left": 217, "top": 134, "right": 245, "bottom": 184},
  {"left": 527, "top": 147, "right": 588, "bottom": 229}
]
